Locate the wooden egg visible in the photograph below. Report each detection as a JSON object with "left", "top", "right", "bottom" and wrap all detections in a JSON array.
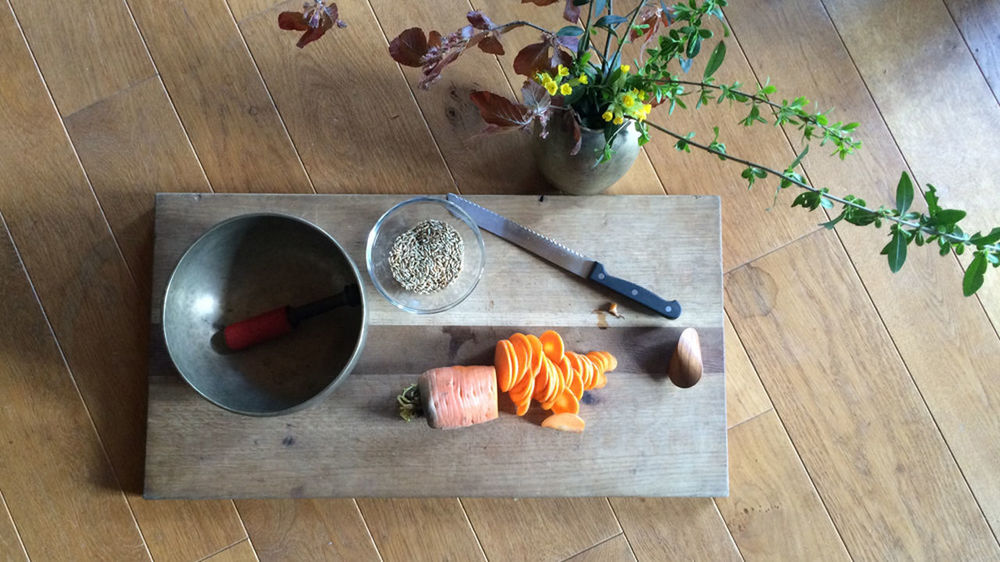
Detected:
[{"left": 668, "top": 328, "right": 703, "bottom": 388}]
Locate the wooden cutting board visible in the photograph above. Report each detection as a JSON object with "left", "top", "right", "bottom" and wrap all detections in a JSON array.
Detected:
[{"left": 144, "top": 194, "right": 726, "bottom": 499}]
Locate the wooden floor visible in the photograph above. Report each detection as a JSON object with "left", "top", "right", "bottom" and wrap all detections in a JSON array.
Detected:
[{"left": 1, "top": 0, "right": 998, "bottom": 560}]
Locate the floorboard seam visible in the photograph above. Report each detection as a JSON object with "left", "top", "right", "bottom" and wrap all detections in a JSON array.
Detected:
[
  {"left": 351, "top": 499, "right": 387, "bottom": 562},
  {"left": 557, "top": 531, "right": 624, "bottom": 562},
  {"left": 361, "top": 0, "right": 464, "bottom": 194},
  {"left": 711, "top": 499, "right": 746, "bottom": 561},
  {"left": 0, "top": 490, "right": 30, "bottom": 561},
  {"left": 726, "top": 406, "right": 772, "bottom": 432},
  {"left": 604, "top": 499, "right": 640, "bottom": 561},
  {"left": 228, "top": 501, "right": 257, "bottom": 562},
  {"left": 0, "top": 209, "right": 153, "bottom": 561},
  {"left": 221, "top": 0, "right": 318, "bottom": 195},
  {"left": 456, "top": 498, "right": 491, "bottom": 561},
  {"left": 194, "top": 538, "right": 249, "bottom": 562}
]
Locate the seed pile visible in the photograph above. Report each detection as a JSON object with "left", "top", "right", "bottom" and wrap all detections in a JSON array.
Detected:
[{"left": 388, "top": 219, "right": 464, "bottom": 294}]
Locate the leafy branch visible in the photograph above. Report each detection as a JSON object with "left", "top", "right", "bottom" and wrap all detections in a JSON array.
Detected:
[{"left": 641, "top": 118, "right": 1000, "bottom": 294}]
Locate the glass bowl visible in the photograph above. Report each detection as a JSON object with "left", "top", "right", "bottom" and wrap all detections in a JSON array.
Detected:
[{"left": 366, "top": 196, "right": 486, "bottom": 314}]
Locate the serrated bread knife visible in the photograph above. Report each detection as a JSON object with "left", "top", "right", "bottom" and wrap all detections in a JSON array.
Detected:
[{"left": 447, "top": 193, "right": 681, "bottom": 319}]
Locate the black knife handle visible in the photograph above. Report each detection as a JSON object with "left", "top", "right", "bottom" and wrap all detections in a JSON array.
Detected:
[{"left": 588, "top": 262, "right": 681, "bottom": 319}]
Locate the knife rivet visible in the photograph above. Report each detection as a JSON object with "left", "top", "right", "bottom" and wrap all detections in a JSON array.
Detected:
[
  {"left": 631, "top": 289, "right": 638, "bottom": 296},
  {"left": 665, "top": 306, "right": 672, "bottom": 312},
  {"left": 598, "top": 273, "right": 605, "bottom": 279}
]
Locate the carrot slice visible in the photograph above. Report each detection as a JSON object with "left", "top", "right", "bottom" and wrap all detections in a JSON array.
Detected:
[
  {"left": 599, "top": 350, "right": 618, "bottom": 371},
  {"left": 541, "top": 412, "right": 586, "bottom": 433},
  {"left": 551, "top": 387, "right": 580, "bottom": 415},
  {"left": 587, "top": 351, "right": 609, "bottom": 375},
  {"left": 556, "top": 356, "right": 574, "bottom": 400},
  {"left": 510, "top": 367, "right": 535, "bottom": 409},
  {"left": 544, "top": 356, "right": 561, "bottom": 404},
  {"left": 579, "top": 355, "right": 595, "bottom": 390},
  {"left": 525, "top": 334, "right": 544, "bottom": 379},
  {"left": 508, "top": 333, "right": 531, "bottom": 386},
  {"left": 569, "top": 367, "right": 583, "bottom": 399},
  {"left": 593, "top": 370, "right": 608, "bottom": 389},
  {"left": 515, "top": 396, "right": 532, "bottom": 416},
  {"left": 539, "top": 330, "right": 565, "bottom": 362},
  {"left": 532, "top": 366, "right": 549, "bottom": 402},
  {"left": 537, "top": 356, "right": 553, "bottom": 404},
  {"left": 494, "top": 340, "right": 517, "bottom": 392}
]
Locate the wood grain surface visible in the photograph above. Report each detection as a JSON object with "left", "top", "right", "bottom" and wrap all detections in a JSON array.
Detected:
[
  {"left": 127, "top": 0, "right": 314, "bottom": 194},
  {"left": 716, "top": 410, "right": 848, "bottom": 560},
  {"left": 236, "top": 499, "right": 381, "bottom": 561},
  {"left": 8, "top": 0, "right": 154, "bottom": 116},
  {"left": 726, "top": 228, "right": 999, "bottom": 559},
  {"left": 3, "top": 0, "right": 999, "bottom": 558},
  {"left": 461, "top": 498, "right": 620, "bottom": 561},
  {"left": 240, "top": 1, "right": 454, "bottom": 194},
  {"left": 0, "top": 220, "right": 148, "bottom": 561},
  {"left": 0, "top": 8, "right": 247, "bottom": 561},
  {"left": 611, "top": 498, "right": 741, "bottom": 561},
  {"left": 357, "top": 499, "right": 486, "bottom": 562},
  {"left": 144, "top": 194, "right": 725, "bottom": 498},
  {"left": 727, "top": 0, "right": 1000, "bottom": 537},
  {"left": 63, "top": 76, "right": 212, "bottom": 298}
]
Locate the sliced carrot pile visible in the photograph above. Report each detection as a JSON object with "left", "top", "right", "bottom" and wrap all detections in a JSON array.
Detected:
[{"left": 492, "top": 329, "right": 618, "bottom": 431}]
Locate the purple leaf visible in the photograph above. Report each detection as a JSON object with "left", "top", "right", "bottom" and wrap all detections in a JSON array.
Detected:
[
  {"left": 389, "top": 27, "right": 429, "bottom": 66},
  {"left": 563, "top": 0, "right": 581, "bottom": 23},
  {"left": 470, "top": 91, "right": 533, "bottom": 129}
]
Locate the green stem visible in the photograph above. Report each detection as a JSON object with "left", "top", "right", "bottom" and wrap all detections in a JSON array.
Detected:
[
  {"left": 601, "top": 0, "right": 614, "bottom": 74},
  {"left": 505, "top": 20, "right": 555, "bottom": 36},
  {"left": 640, "top": 118, "right": 1000, "bottom": 252},
  {"left": 579, "top": 0, "right": 595, "bottom": 56},
  {"left": 660, "top": 78, "right": 849, "bottom": 139},
  {"left": 610, "top": 0, "right": 646, "bottom": 72}
]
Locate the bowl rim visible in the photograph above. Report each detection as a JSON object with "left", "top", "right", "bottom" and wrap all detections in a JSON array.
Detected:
[
  {"left": 365, "top": 196, "right": 486, "bottom": 314},
  {"left": 162, "top": 212, "right": 369, "bottom": 417}
]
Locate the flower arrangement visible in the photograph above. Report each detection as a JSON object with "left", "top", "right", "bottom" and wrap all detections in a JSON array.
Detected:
[{"left": 281, "top": 0, "right": 999, "bottom": 296}]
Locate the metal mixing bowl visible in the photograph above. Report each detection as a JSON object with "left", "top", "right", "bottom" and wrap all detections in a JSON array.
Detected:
[{"left": 162, "top": 213, "right": 367, "bottom": 416}]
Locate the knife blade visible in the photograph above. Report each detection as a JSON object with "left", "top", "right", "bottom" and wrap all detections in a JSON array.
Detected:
[{"left": 447, "top": 193, "right": 681, "bottom": 319}]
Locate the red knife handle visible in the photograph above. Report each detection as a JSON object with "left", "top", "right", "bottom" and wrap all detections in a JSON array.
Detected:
[{"left": 223, "top": 307, "right": 292, "bottom": 350}]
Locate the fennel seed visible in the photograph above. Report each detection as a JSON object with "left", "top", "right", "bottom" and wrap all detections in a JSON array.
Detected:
[{"left": 388, "top": 219, "right": 464, "bottom": 294}]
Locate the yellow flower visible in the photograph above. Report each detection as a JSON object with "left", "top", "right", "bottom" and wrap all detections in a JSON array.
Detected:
[
  {"left": 622, "top": 94, "right": 635, "bottom": 108},
  {"left": 577, "top": 74, "right": 588, "bottom": 85},
  {"left": 620, "top": 64, "right": 630, "bottom": 72},
  {"left": 602, "top": 111, "right": 613, "bottom": 122},
  {"left": 544, "top": 80, "right": 558, "bottom": 96},
  {"left": 537, "top": 72, "right": 553, "bottom": 84},
  {"left": 642, "top": 103, "right": 652, "bottom": 113},
  {"left": 557, "top": 64, "right": 570, "bottom": 77},
  {"left": 613, "top": 115, "right": 624, "bottom": 125},
  {"left": 636, "top": 111, "right": 648, "bottom": 122},
  {"left": 560, "top": 83, "right": 573, "bottom": 95}
]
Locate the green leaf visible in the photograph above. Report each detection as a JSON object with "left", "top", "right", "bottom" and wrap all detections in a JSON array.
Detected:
[
  {"left": 787, "top": 144, "right": 809, "bottom": 171},
  {"left": 924, "top": 183, "right": 941, "bottom": 215},
  {"left": 969, "top": 227, "right": 1000, "bottom": 246},
  {"left": 703, "top": 41, "right": 726, "bottom": 80},
  {"left": 963, "top": 252, "right": 988, "bottom": 296},
  {"left": 557, "top": 26, "right": 584, "bottom": 37},
  {"left": 934, "top": 209, "right": 967, "bottom": 227},
  {"left": 882, "top": 229, "right": 908, "bottom": 273},
  {"left": 594, "top": 14, "right": 627, "bottom": 28},
  {"left": 895, "top": 171, "right": 914, "bottom": 214}
]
